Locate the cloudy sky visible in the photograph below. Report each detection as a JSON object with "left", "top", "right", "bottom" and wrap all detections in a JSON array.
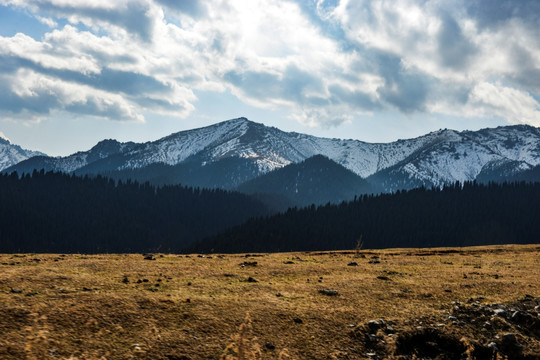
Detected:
[{"left": 0, "top": 0, "right": 539, "bottom": 156}]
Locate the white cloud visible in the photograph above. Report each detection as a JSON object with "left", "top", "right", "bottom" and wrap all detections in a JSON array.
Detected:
[
  {"left": 330, "top": 0, "right": 540, "bottom": 125},
  {"left": 469, "top": 82, "right": 540, "bottom": 126},
  {"left": 37, "top": 15, "right": 57, "bottom": 28},
  {"left": 0, "top": 0, "right": 539, "bottom": 128},
  {"left": 2, "top": 68, "right": 144, "bottom": 121}
]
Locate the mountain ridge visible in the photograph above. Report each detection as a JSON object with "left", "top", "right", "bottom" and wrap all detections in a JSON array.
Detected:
[
  {"left": 3, "top": 118, "right": 540, "bottom": 192},
  {"left": 0, "top": 137, "right": 47, "bottom": 171}
]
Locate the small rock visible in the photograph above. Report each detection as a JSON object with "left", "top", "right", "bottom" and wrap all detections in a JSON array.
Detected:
[
  {"left": 347, "top": 262, "right": 358, "bottom": 266},
  {"left": 367, "top": 320, "right": 382, "bottom": 332},
  {"left": 318, "top": 289, "right": 339, "bottom": 296},
  {"left": 368, "top": 260, "right": 381, "bottom": 264},
  {"left": 493, "top": 308, "right": 507, "bottom": 317},
  {"left": 446, "top": 316, "right": 457, "bottom": 322},
  {"left": 143, "top": 254, "right": 156, "bottom": 261},
  {"left": 247, "top": 277, "right": 258, "bottom": 283},
  {"left": 511, "top": 311, "right": 529, "bottom": 324},
  {"left": 376, "top": 276, "right": 390, "bottom": 281},
  {"left": 10, "top": 288, "right": 22, "bottom": 294},
  {"left": 502, "top": 333, "right": 518, "bottom": 346},
  {"left": 483, "top": 321, "right": 491, "bottom": 329},
  {"left": 122, "top": 276, "right": 129, "bottom": 284},
  {"left": 534, "top": 305, "right": 540, "bottom": 311},
  {"left": 275, "top": 292, "right": 283, "bottom": 297},
  {"left": 367, "top": 334, "right": 378, "bottom": 344},
  {"left": 283, "top": 261, "right": 294, "bottom": 264},
  {"left": 487, "top": 342, "right": 498, "bottom": 352},
  {"left": 239, "top": 261, "right": 258, "bottom": 267},
  {"left": 197, "top": 254, "right": 205, "bottom": 258},
  {"left": 293, "top": 317, "right": 303, "bottom": 324},
  {"left": 82, "top": 287, "right": 92, "bottom": 292},
  {"left": 264, "top": 341, "right": 275, "bottom": 350}
]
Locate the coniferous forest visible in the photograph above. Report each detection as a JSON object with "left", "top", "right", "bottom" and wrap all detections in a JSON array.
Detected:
[
  {"left": 187, "top": 181, "right": 540, "bottom": 253},
  {"left": 1, "top": 171, "right": 540, "bottom": 254},
  {"left": 0, "top": 171, "right": 269, "bottom": 253}
]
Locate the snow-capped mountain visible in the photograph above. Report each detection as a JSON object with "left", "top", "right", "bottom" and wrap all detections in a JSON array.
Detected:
[
  {"left": 4, "top": 118, "right": 540, "bottom": 191},
  {"left": 367, "top": 126, "right": 540, "bottom": 191},
  {"left": 0, "top": 136, "right": 46, "bottom": 171}
]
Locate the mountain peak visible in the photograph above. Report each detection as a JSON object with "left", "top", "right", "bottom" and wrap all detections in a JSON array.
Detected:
[
  {"left": 0, "top": 132, "right": 10, "bottom": 144},
  {"left": 218, "top": 117, "right": 257, "bottom": 127},
  {"left": 0, "top": 136, "right": 47, "bottom": 171}
]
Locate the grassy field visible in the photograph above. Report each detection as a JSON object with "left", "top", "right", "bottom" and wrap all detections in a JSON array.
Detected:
[{"left": 0, "top": 245, "right": 539, "bottom": 359}]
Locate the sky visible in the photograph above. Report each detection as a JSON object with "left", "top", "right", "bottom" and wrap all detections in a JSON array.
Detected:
[{"left": 0, "top": 0, "right": 539, "bottom": 156}]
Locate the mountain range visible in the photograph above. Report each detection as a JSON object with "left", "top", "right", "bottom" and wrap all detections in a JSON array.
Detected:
[
  {"left": 0, "top": 136, "right": 46, "bottom": 171},
  {"left": 3, "top": 117, "right": 540, "bottom": 206}
]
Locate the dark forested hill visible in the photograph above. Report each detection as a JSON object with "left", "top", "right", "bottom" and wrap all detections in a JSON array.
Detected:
[
  {"left": 236, "top": 155, "right": 373, "bottom": 210},
  {"left": 0, "top": 171, "right": 268, "bottom": 253},
  {"left": 187, "top": 182, "right": 540, "bottom": 253}
]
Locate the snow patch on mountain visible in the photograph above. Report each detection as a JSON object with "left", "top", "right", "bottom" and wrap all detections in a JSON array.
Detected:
[{"left": 0, "top": 137, "right": 46, "bottom": 171}]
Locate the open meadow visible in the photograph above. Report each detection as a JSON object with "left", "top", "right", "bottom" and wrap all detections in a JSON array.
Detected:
[{"left": 1, "top": 245, "right": 539, "bottom": 359}]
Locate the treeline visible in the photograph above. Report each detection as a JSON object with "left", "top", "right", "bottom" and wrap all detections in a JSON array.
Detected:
[
  {"left": 187, "top": 181, "right": 540, "bottom": 253},
  {"left": 0, "top": 170, "right": 268, "bottom": 253}
]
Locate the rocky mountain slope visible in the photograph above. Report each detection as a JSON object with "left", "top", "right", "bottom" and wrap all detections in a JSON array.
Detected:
[{"left": 0, "top": 137, "right": 46, "bottom": 171}]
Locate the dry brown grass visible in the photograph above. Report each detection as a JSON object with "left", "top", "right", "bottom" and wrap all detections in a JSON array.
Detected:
[{"left": 0, "top": 244, "right": 538, "bottom": 359}]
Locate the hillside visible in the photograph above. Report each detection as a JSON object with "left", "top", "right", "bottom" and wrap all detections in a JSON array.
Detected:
[
  {"left": 0, "top": 171, "right": 268, "bottom": 253},
  {"left": 188, "top": 181, "right": 540, "bottom": 254},
  {"left": 237, "top": 155, "right": 373, "bottom": 210}
]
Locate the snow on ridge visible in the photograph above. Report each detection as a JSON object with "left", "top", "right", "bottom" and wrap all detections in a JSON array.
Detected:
[
  {"left": 121, "top": 118, "right": 250, "bottom": 169},
  {"left": 0, "top": 140, "right": 47, "bottom": 171},
  {"left": 0, "top": 131, "right": 10, "bottom": 142},
  {"left": 5, "top": 119, "right": 540, "bottom": 186}
]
